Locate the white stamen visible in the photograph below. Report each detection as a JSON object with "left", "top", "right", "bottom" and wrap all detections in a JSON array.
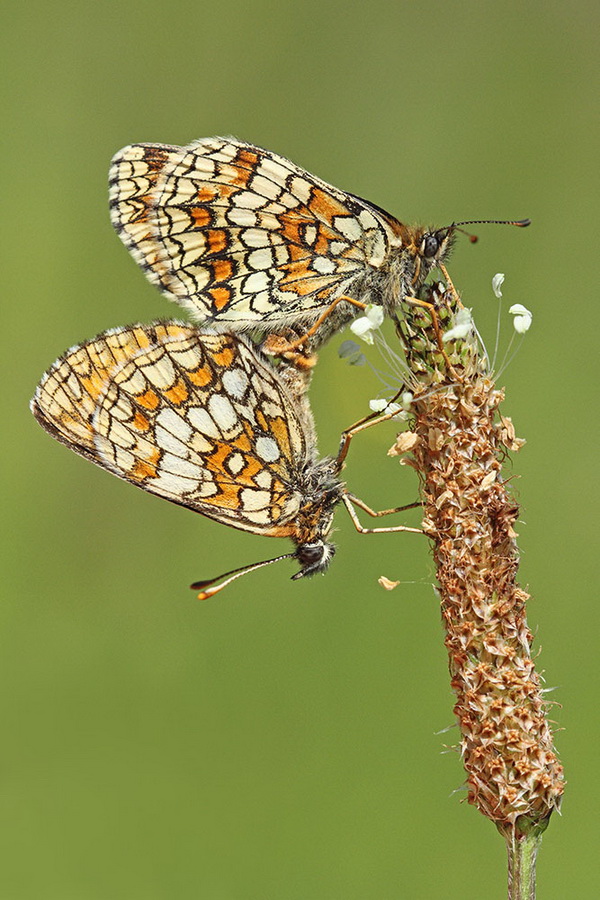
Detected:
[
  {"left": 509, "top": 304, "right": 533, "bottom": 333},
  {"left": 492, "top": 273, "right": 505, "bottom": 298}
]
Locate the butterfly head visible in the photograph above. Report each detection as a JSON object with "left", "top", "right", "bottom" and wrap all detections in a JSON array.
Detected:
[
  {"left": 291, "top": 540, "right": 336, "bottom": 580},
  {"left": 388, "top": 222, "right": 455, "bottom": 291},
  {"left": 419, "top": 227, "right": 454, "bottom": 262}
]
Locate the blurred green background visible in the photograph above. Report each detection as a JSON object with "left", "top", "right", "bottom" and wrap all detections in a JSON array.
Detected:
[{"left": 3, "top": 1, "right": 598, "bottom": 897}]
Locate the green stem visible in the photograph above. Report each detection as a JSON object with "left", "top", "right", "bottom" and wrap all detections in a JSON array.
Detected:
[{"left": 500, "top": 818, "right": 549, "bottom": 900}]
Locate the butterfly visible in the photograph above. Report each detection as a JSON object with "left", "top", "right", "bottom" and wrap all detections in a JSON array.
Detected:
[
  {"left": 110, "top": 138, "right": 528, "bottom": 352},
  {"left": 31, "top": 322, "right": 422, "bottom": 598}
]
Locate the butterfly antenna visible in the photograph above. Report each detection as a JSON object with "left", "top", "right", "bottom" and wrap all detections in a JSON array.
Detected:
[
  {"left": 447, "top": 218, "right": 531, "bottom": 244},
  {"left": 453, "top": 218, "right": 531, "bottom": 228},
  {"left": 190, "top": 553, "right": 295, "bottom": 600}
]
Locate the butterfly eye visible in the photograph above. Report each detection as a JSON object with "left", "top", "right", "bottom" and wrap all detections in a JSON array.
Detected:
[
  {"left": 292, "top": 541, "right": 336, "bottom": 579},
  {"left": 297, "top": 541, "right": 326, "bottom": 565},
  {"left": 421, "top": 234, "right": 441, "bottom": 258}
]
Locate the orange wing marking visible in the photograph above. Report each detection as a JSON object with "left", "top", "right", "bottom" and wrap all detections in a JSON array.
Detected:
[
  {"left": 129, "top": 447, "right": 161, "bottom": 482},
  {"left": 211, "top": 343, "right": 235, "bottom": 367},
  {"left": 207, "top": 229, "right": 227, "bottom": 254},
  {"left": 210, "top": 287, "right": 232, "bottom": 310},
  {"left": 163, "top": 378, "right": 190, "bottom": 405},
  {"left": 137, "top": 389, "right": 160, "bottom": 410},
  {"left": 187, "top": 365, "right": 214, "bottom": 387},
  {"left": 190, "top": 207, "right": 212, "bottom": 228},
  {"left": 133, "top": 411, "right": 150, "bottom": 431}
]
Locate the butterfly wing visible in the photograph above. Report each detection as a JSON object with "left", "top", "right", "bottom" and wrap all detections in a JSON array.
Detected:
[
  {"left": 31, "top": 323, "right": 314, "bottom": 536},
  {"left": 109, "top": 138, "right": 397, "bottom": 329}
]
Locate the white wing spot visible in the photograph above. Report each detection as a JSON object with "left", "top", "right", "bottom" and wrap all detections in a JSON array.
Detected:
[
  {"left": 333, "top": 216, "right": 362, "bottom": 241},
  {"left": 141, "top": 358, "right": 177, "bottom": 390},
  {"left": 112, "top": 446, "right": 135, "bottom": 471},
  {"left": 226, "top": 452, "right": 245, "bottom": 475},
  {"left": 155, "top": 426, "right": 191, "bottom": 457},
  {"left": 366, "top": 230, "right": 388, "bottom": 266},
  {"left": 120, "top": 369, "right": 151, "bottom": 395},
  {"left": 247, "top": 248, "right": 274, "bottom": 271},
  {"left": 208, "top": 394, "right": 238, "bottom": 431},
  {"left": 255, "top": 435, "right": 280, "bottom": 462},
  {"left": 288, "top": 176, "right": 312, "bottom": 203},
  {"left": 304, "top": 225, "right": 317, "bottom": 246},
  {"left": 222, "top": 367, "right": 249, "bottom": 399},
  {"left": 251, "top": 174, "right": 282, "bottom": 201},
  {"left": 241, "top": 228, "right": 270, "bottom": 248},
  {"left": 151, "top": 471, "right": 196, "bottom": 497},
  {"left": 260, "top": 159, "right": 291, "bottom": 184},
  {"left": 249, "top": 290, "right": 278, "bottom": 313},
  {"left": 156, "top": 408, "right": 192, "bottom": 443},
  {"left": 329, "top": 240, "right": 349, "bottom": 256},
  {"left": 243, "top": 271, "right": 270, "bottom": 294},
  {"left": 358, "top": 209, "right": 379, "bottom": 230},
  {"left": 227, "top": 208, "right": 259, "bottom": 227},
  {"left": 255, "top": 469, "right": 273, "bottom": 489},
  {"left": 232, "top": 190, "right": 267, "bottom": 210},
  {"left": 107, "top": 420, "right": 135, "bottom": 449},
  {"left": 312, "top": 256, "right": 337, "bottom": 274},
  {"left": 190, "top": 432, "right": 214, "bottom": 454},
  {"left": 240, "top": 488, "right": 271, "bottom": 511},
  {"left": 197, "top": 480, "right": 218, "bottom": 498},
  {"left": 161, "top": 454, "right": 203, "bottom": 479},
  {"left": 187, "top": 406, "right": 220, "bottom": 439}
]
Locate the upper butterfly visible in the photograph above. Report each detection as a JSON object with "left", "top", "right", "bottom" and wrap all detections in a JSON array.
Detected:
[{"left": 109, "top": 137, "right": 458, "bottom": 344}]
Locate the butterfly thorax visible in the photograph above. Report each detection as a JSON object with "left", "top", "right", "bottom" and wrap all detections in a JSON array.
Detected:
[{"left": 290, "top": 457, "right": 342, "bottom": 544}]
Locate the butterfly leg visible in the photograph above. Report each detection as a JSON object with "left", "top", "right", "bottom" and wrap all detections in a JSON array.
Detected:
[
  {"left": 335, "top": 388, "right": 408, "bottom": 471},
  {"left": 345, "top": 492, "right": 422, "bottom": 518},
  {"left": 438, "top": 264, "right": 464, "bottom": 309},
  {"left": 341, "top": 493, "right": 423, "bottom": 535},
  {"left": 260, "top": 335, "right": 319, "bottom": 372},
  {"left": 264, "top": 295, "right": 368, "bottom": 359}
]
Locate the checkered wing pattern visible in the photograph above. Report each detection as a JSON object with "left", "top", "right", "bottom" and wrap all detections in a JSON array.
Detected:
[
  {"left": 31, "top": 323, "right": 315, "bottom": 536},
  {"left": 109, "top": 138, "right": 398, "bottom": 329}
]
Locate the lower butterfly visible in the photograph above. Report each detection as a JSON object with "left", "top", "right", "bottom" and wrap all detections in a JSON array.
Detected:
[
  {"left": 31, "top": 323, "right": 422, "bottom": 598},
  {"left": 109, "top": 137, "right": 529, "bottom": 350}
]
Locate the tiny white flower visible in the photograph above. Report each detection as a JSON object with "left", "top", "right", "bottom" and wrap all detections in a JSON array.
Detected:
[
  {"left": 508, "top": 303, "right": 533, "bottom": 333},
  {"left": 350, "top": 317, "right": 375, "bottom": 344},
  {"left": 364, "top": 305, "right": 384, "bottom": 328},
  {"left": 373, "top": 393, "right": 413, "bottom": 421},
  {"left": 349, "top": 304, "right": 384, "bottom": 344},
  {"left": 442, "top": 307, "right": 473, "bottom": 342},
  {"left": 369, "top": 399, "right": 404, "bottom": 418},
  {"left": 492, "top": 273, "right": 505, "bottom": 298}
]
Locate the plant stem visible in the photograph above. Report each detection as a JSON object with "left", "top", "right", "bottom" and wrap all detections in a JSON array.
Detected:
[{"left": 501, "top": 818, "right": 548, "bottom": 900}]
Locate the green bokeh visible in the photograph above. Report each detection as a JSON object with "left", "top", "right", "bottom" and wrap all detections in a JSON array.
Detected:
[{"left": 3, "top": 1, "right": 598, "bottom": 897}]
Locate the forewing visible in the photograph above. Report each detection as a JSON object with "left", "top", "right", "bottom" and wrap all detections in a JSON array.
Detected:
[
  {"left": 109, "top": 138, "right": 395, "bottom": 328},
  {"left": 31, "top": 323, "right": 311, "bottom": 535}
]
